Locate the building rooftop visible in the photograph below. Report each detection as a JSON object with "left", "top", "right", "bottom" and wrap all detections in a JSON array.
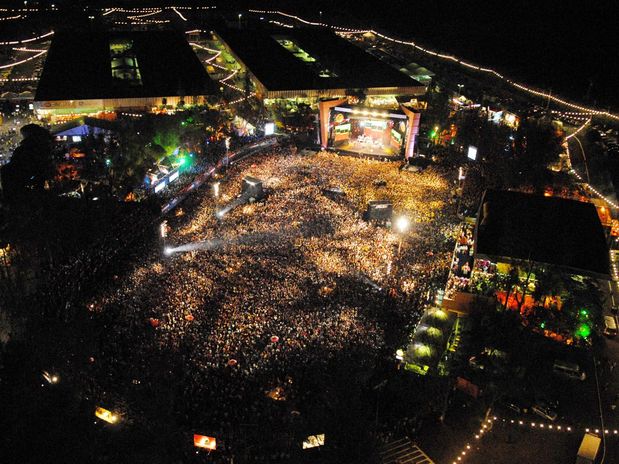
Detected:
[
  {"left": 475, "top": 190, "right": 610, "bottom": 277},
  {"left": 214, "top": 27, "right": 424, "bottom": 97},
  {"left": 36, "top": 29, "right": 215, "bottom": 101}
]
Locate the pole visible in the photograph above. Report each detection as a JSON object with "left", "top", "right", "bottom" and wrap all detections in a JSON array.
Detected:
[
  {"left": 593, "top": 356, "right": 607, "bottom": 464},
  {"left": 375, "top": 388, "right": 380, "bottom": 429},
  {"left": 456, "top": 168, "right": 466, "bottom": 217},
  {"left": 573, "top": 135, "right": 590, "bottom": 184}
]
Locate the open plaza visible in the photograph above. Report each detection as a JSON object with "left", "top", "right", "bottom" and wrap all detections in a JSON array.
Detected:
[{"left": 1, "top": 4, "right": 619, "bottom": 464}]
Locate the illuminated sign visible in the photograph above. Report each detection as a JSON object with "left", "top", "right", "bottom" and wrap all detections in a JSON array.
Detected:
[
  {"left": 264, "top": 122, "right": 275, "bottom": 136},
  {"left": 302, "top": 434, "right": 325, "bottom": 449},
  {"left": 169, "top": 171, "right": 180, "bottom": 183},
  {"left": 154, "top": 181, "right": 166, "bottom": 193},
  {"left": 194, "top": 434, "right": 216, "bottom": 450},
  {"left": 467, "top": 146, "right": 478, "bottom": 161},
  {"left": 95, "top": 407, "right": 119, "bottom": 424}
]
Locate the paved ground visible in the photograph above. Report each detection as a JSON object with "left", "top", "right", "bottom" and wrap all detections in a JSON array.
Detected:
[{"left": 467, "top": 419, "right": 619, "bottom": 464}]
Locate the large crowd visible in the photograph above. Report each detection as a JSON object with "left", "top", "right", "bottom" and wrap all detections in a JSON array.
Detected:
[{"left": 75, "top": 146, "right": 460, "bottom": 461}]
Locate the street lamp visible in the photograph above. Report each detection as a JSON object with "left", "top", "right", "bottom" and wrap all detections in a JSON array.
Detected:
[
  {"left": 238, "top": 13, "right": 242, "bottom": 28},
  {"left": 456, "top": 167, "right": 467, "bottom": 217},
  {"left": 457, "top": 83, "right": 464, "bottom": 96},
  {"left": 160, "top": 221, "right": 170, "bottom": 256},
  {"left": 395, "top": 215, "right": 409, "bottom": 256},
  {"left": 395, "top": 215, "right": 409, "bottom": 234},
  {"left": 572, "top": 135, "right": 591, "bottom": 184}
]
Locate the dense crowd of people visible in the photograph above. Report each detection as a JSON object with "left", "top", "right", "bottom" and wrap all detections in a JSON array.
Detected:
[{"left": 70, "top": 146, "right": 460, "bottom": 461}]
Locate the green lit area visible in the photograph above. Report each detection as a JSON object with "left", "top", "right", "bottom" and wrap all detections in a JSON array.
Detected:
[
  {"left": 413, "top": 343, "right": 433, "bottom": 358},
  {"left": 110, "top": 39, "right": 142, "bottom": 85},
  {"left": 575, "top": 323, "right": 591, "bottom": 338},
  {"left": 431, "top": 308, "right": 448, "bottom": 321},
  {"left": 426, "top": 327, "right": 443, "bottom": 339},
  {"left": 405, "top": 363, "right": 429, "bottom": 376},
  {"left": 274, "top": 37, "right": 317, "bottom": 63},
  {"left": 273, "top": 35, "right": 338, "bottom": 78}
]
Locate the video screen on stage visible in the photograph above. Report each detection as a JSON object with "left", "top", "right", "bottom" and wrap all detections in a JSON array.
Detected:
[{"left": 328, "top": 107, "right": 408, "bottom": 157}]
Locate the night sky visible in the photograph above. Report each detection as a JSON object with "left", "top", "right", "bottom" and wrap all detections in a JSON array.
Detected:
[{"left": 237, "top": 0, "right": 619, "bottom": 110}]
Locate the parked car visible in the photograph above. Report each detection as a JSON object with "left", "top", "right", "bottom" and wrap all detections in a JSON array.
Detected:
[
  {"left": 532, "top": 402, "right": 558, "bottom": 421},
  {"left": 553, "top": 359, "right": 586, "bottom": 381},
  {"left": 499, "top": 396, "right": 528, "bottom": 414},
  {"left": 603, "top": 315, "right": 618, "bottom": 337}
]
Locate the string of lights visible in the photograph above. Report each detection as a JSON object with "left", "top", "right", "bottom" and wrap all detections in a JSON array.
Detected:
[
  {"left": 610, "top": 251, "right": 619, "bottom": 281},
  {"left": 0, "top": 8, "right": 38, "bottom": 12},
  {"left": 448, "top": 414, "right": 619, "bottom": 464},
  {"left": 190, "top": 43, "right": 229, "bottom": 71},
  {"left": 205, "top": 50, "right": 222, "bottom": 64},
  {"left": 171, "top": 7, "right": 188, "bottom": 22},
  {"left": 219, "top": 69, "right": 238, "bottom": 83},
  {"left": 0, "top": 30, "right": 54, "bottom": 46},
  {"left": 268, "top": 20, "right": 294, "bottom": 29},
  {"left": 189, "top": 42, "right": 217, "bottom": 53},
  {"left": 12, "top": 47, "right": 46, "bottom": 52},
  {"left": 0, "top": 14, "right": 22, "bottom": 21},
  {"left": 0, "top": 76, "right": 38, "bottom": 82},
  {"left": 0, "top": 49, "right": 46, "bottom": 70},
  {"left": 497, "top": 415, "right": 619, "bottom": 437},
  {"left": 249, "top": 9, "right": 619, "bottom": 121},
  {"left": 449, "top": 417, "right": 493, "bottom": 464},
  {"left": 552, "top": 110, "right": 598, "bottom": 117},
  {"left": 569, "top": 165, "right": 619, "bottom": 210},
  {"left": 113, "top": 19, "right": 170, "bottom": 26},
  {"left": 220, "top": 80, "right": 246, "bottom": 94},
  {"left": 126, "top": 9, "right": 162, "bottom": 20},
  {"left": 565, "top": 118, "right": 592, "bottom": 140}
]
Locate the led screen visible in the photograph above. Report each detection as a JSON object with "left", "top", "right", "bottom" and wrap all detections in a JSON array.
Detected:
[{"left": 328, "top": 107, "right": 407, "bottom": 157}]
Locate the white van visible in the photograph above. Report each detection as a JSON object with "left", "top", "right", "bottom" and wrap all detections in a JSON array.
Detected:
[
  {"left": 553, "top": 360, "right": 586, "bottom": 381},
  {"left": 604, "top": 315, "right": 618, "bottom": 337}
]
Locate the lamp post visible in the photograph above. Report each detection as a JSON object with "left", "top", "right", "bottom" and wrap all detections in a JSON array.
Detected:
[
  {"left": 238, "top": 13, "right": 242, "bottom": 28},
  {"left": 457, "top": 83, "right": 463, "bottom": 96},
  {"left": 160, "top": 220, "right": 168, "bottom": 251},
  {"left": 456, "top": 166, "right": 466, "bottom": 217},
  {"left": 395, "top": 215, "right": 410, "bottom": 256},
  {"left": 223, "top": 137, "right": 231, "bottom": 167},
  {"left": 572, "top": 135, "right": 591, "bottom": 184}
]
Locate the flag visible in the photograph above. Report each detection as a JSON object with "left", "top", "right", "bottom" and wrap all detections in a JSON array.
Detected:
[{"left": 194, "top": 434, "right": 216, "bottom": 450}]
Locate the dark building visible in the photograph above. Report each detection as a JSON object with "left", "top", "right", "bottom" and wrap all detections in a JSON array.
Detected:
[
  {"left": 213, "top": 27, "right": 425, "bottom": 100},
  {"left": 474, "top": 189, "right": 610, "bottom": 278},
  {"left": 35, "top": 28, "right": 216, "bottom": 120}
]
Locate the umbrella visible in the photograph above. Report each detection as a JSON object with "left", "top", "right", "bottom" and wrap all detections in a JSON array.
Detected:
[
  {"left": 270, "top": 335, "right": 279, "bottom": 343},
  {"left": 185, "top": 314, "right": 195, "bottom": 322},
  {"left": 227, "top": 359, "right": 237, "bottom": 366}
]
